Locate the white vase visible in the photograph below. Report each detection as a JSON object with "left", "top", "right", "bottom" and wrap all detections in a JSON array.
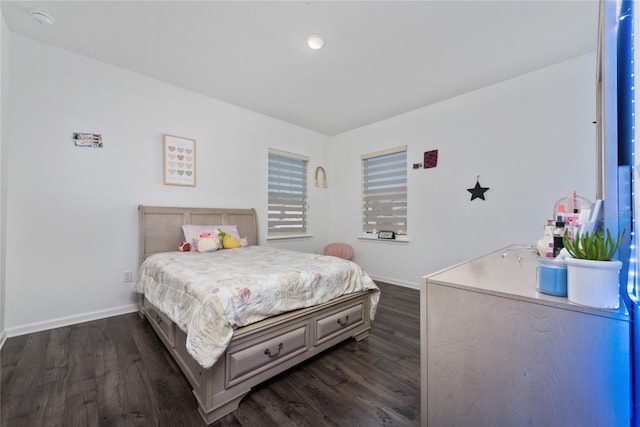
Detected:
[{"left": 565, "top": 257, "right": 623, "bottom": 309}]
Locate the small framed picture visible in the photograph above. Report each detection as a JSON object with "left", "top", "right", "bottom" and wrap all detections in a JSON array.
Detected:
[
  {"left": 73, "top": 132, "right": 103, "bottom": 148},
  {"left": 163, "top": 134, "right": 196, "bottom": 187}
]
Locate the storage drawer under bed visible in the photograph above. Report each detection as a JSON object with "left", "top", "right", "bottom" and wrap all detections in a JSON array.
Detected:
[
  {"left": 315, "top": 303, "right": 364, "bottom": 345},
  {"left": 226, "top": 324, "right": 308, "bottom": 386},
  {"left": 144, "top": 299, "right": 176, "bottom": 348}
]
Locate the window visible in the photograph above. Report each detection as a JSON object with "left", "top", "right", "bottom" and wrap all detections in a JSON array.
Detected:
[
  {"left": 362, "top": 146, "right": 407, "bottom": 237},
  {"left": 268, "top": 149, "right": 309, "bottom": 238}
]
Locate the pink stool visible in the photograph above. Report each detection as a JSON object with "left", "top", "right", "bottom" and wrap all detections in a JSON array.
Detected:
[{"left": 323, "top": 243, "right": 354, "bottom": 260}]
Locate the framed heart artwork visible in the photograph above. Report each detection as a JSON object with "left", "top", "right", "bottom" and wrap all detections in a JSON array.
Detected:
[{"left": 163, "top": 134, "right": 196, "bottom": 187}]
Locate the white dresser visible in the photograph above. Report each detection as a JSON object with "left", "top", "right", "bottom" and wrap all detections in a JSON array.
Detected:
[{"left": 420, "top": 245, "right": 631, "bottom": 427}]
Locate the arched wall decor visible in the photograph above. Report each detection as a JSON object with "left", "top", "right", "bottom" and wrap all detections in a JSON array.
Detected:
[{"left": 315, "top": 166, "right": 328, "bottom": 188}]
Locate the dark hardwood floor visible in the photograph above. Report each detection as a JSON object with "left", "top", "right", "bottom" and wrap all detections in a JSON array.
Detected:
[{"left": 1, "top": 282, "right": 420, "bottom": 426}]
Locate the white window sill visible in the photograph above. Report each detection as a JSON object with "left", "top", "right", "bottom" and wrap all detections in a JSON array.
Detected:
[
  {"left": 266, "top": 234, "right": 313, "bottom": 241},
  {"left": 358, "top": 234, "right": 410, "bottom": 243}
]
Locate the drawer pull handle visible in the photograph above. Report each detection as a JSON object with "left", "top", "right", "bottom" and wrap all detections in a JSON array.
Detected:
[
  {"left": 264, "top": 343, "right": 283, "bottom": 358},
  {"left": 337, "top": 315, "right": 349, "bottom": 327}
]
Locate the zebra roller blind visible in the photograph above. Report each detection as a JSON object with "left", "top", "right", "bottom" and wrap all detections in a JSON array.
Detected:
[
  {"left": 362, "top": 146, "right": 407, "bottom": 235},
  {"left": 268, "top": 149, "right": 309, "bottom": 237}
]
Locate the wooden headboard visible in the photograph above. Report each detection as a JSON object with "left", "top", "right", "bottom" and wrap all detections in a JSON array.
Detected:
[{"left": 138, "top": 205, "right": 258, "bottom": 264}]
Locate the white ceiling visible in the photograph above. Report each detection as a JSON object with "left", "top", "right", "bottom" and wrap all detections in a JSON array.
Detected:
[{"left": 1, "top": 1, "right": 599, "bottom": 136}]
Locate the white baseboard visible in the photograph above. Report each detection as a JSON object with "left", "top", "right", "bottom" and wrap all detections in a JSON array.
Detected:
[
  {"left": 6, "top": 304, "right": 139, "bottom": 338},
  {"left": 368, "top": 274, "right": 419, "bottom": 290},
  {"left": 4, "top": 279, "right": 416, "bottom": 338}
]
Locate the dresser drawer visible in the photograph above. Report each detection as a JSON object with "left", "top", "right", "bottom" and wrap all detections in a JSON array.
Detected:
[
  {"left": 144, "top": 300, "right": 175, "bottom": 348},
  {"left": 315, "top": 303, "right": 364, "bottom": 345},
  {"left": 227, "top": 325, "right": 307, "bottom": 386}
]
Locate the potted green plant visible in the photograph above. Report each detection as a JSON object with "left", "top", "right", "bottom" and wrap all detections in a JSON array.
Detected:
[{"left": 562, "top": 228, "right": 625, "bottom": 309}]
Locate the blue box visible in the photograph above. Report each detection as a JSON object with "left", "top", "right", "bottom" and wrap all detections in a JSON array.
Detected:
[{"left": 537, "top": 259, "right": 568, "bottom": 297}]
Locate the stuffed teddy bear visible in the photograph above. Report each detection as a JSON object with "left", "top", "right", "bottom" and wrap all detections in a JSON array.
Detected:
[
  {"left": 178, "top": 241, "right": 191, "bottom": 252},
  {"left": 195, "top": 231, "right": 219, "bottom": 253},
  {"left": 240, "top": 237, "right": 249, "bottom": 247}
]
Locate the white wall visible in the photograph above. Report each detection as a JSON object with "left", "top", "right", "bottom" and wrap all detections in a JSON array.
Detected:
[
  {"left": 5, "top": 34, "right": 331, "bottom": 335},
  {"left": 5, "top": 32, "right": 598, "bottom": 332},
  {"left": 0, "top": 11, "right": 8, "bottom": 348},
  {"left": 330, "top": 53, "right": 597, "bottom": 287}
]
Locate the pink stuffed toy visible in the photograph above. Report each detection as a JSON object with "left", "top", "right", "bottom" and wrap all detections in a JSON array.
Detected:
[{"left": 195, "top": 231, "right": 219, "bottom": 253}]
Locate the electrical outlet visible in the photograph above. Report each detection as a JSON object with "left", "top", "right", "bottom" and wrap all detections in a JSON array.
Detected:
[{"left": 123, "top": 271, "right": 133, "bottom": 282}]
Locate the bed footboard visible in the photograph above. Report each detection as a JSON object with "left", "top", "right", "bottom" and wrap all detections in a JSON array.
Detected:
[{"left": 142, "top": 290, "right": 374, "bottom": 424}]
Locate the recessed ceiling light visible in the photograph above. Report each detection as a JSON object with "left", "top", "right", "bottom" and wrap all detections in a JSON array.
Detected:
[
  {"left": 307, "top": 35, "right": 324, "bottom": 50},
  {"left": 30, "top": 10, "right": 55, "bottom": 26}
]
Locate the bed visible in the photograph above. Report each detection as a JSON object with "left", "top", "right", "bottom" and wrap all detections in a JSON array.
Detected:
[{"left": 133, "top": 205, "right": 380, "bottom": 424}]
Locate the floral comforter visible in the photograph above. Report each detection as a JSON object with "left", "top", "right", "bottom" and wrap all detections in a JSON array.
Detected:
[{"left": 133, "top": 246, "right": 380, "bottom": 368}]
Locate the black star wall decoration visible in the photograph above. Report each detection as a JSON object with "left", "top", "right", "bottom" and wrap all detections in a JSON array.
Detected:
[{"left": 467, "top": 176, "right": 490, "bottom": 201}]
